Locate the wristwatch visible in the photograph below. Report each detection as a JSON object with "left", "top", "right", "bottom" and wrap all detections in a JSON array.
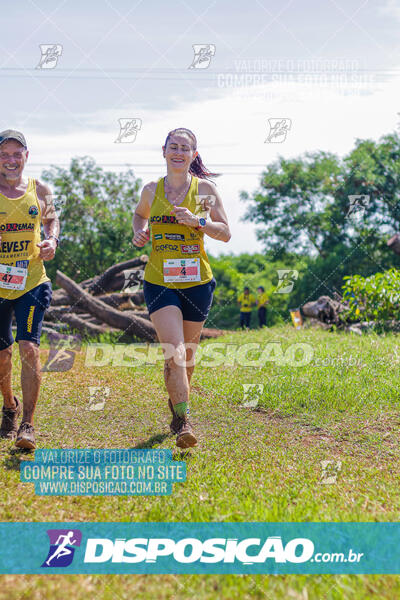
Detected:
[
  {"left": 47, "top": 235, "right": 59, "bottom": 247},
  {"left": 196, "top": 217, "right": 207, "bottom": 230}
]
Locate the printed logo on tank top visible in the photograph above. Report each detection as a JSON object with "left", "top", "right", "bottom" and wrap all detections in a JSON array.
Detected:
[
  {"left": 28, "top": 205, "right": 39, "bottom": 218},
  {"left": 150, "top": 215, "right": 178, "bottom": 224},
  {"left": 155, "top": 244, "right": 179, "bottom": 252},
  {"left": 0, "top": 223, "right": 34, "bottom": 232},
  {"left": 165, "top": 233, "right": 185, "bottom": 241},
  {"left": 0, "top": 239, "right": 31, "bottom": 257},
  {"left": 180, "top": 244, "right": 200, "bottom": 254}
]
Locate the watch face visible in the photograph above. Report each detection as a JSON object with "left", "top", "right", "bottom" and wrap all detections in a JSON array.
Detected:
[{"left": 199, "top": 218, "right": 206, "bottom": 227}]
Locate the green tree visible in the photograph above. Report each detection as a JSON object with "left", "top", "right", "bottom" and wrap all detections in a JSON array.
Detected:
[
  {"left": 241, "top": 132, "right": 400, "bottom": 258},
  {"left": 241, "top": 151, "right": 342, "bottom": 258},
  {"left": 41, "top": 157, "right": 144, "bottom": 282},
  {"left": 241, "top": 131, "right": 400, "bottom": 303}
]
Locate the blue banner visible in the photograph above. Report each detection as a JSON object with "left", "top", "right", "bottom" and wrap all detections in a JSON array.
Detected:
[{"left": 0, "top": 522, "right": 399, "bottom": 574}]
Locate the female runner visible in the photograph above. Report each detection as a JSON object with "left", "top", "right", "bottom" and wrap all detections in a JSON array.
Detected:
[{"left": 132, "top": 127, "right": 231, "bottom": 448}]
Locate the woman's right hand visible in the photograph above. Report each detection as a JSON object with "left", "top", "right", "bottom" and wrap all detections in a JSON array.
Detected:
[{"left": 132, "top": 228, "right": 150, "bottom": 247}]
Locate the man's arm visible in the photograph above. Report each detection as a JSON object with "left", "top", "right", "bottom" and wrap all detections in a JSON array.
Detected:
[{"left": 36, "top": 180, "right": 60, "bottom": 261}]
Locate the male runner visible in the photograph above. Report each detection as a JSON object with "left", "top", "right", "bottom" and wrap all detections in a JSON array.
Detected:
[{"left": 0, "top": 130, "right": 59, "bottom": 449}]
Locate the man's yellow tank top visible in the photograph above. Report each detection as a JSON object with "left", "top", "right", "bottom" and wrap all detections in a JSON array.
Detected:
[
  {"left": 144, "top": 176, "right": 213, "bottom": 288},
  {"left": 0, "top": 178, "right": 49, "bottom": 300}
]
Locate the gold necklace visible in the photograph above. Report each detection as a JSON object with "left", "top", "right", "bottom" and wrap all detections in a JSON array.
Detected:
[{"left": 164, "top": 176, "right": 192, "bottom": 206}]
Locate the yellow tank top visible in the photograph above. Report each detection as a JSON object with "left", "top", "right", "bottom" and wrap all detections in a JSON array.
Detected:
[
  {"left": 144, "top": 176, "right": 213, "bottom": 288},
  {"left": 0, "top": 178, "right": 49, "bottom": 299}
]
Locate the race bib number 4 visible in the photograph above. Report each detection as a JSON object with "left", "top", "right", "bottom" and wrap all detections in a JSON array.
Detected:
[
  {"left": 0, "top": 264, "right": 27, "bottom": 291},
  {"left": 163, "top": 258, "right": 201, "bottom": 283}
]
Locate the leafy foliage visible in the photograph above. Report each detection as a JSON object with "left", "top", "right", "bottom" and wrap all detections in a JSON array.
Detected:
[
  {"left": 242, "top": 131, "right": 400, "bottom": 306},
  {"left": 241, "top": 132, "right": 400, "bottom": 260},
  {"left": 342, "top": 269, "right": 400, "bottom": 322},
  {"left": 41, "top": 157, "right": 144, "bottom": 282},
  {"left": 207, "top": 253, "right": 306, "bottom": 329}
]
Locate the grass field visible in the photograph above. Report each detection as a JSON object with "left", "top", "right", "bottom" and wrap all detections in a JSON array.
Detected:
[{"left": 1, "top": 324, "right": 400, "bottom": 599}]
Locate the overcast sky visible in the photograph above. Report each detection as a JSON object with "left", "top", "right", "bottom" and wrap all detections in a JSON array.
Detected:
[{"left": 1, "top": 0, "right": 400, "bottom": 255}]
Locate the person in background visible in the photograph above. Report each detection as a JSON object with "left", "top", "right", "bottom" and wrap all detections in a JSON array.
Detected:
[
  {"left": 256, "top": 285, "right": 269, "bottom": 328},
  {"left": 237, "top": 286, "right": 255, "bottom": 329}
]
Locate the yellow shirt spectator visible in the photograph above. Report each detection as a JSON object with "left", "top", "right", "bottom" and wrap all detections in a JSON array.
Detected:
[
  {"left": 238, "top": 292, "right": 255, "bottom": 312},
  {"left": 257, "top": 292, "right": 269, "bottom": 308}
]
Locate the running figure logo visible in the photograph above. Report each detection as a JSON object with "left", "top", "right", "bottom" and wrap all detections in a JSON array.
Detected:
[
  {"left": 275, "top": 269, "right": 299, "bottom": 294},
  {"left": 195, "top": 194, "right": 216, "bottom": 219},
  {"left": 88, "top": 386, "right": 110, "bottom": 411},
  {"left": 241, "top": 384, "right": 264, "bottom": 408},
  {"left": 265, "top": 118, "right": 292, "bottom": 143},
  {"left": 41, "top": 529, "right": 82, "bottom": 568},
  {"left": 42, "top": 194, "right": 67, "bottom": 220},
  {"left": 346, "top": 195, "right": 370, "bottom": 223},
  {"left": 121, "top": 268, "right": 144, "bottom": 293},
  {"left": 42, "top": 334, "right": 82, "bottom": 372},
  {"left": 36, "top": 44, "right": 63, "bottom": 69},
  {"left": 320, "top": 460, "right": 342, "bottom": 485},
  {"left": 115, "top": 118, "right": 142, "bottom": 143},
  {"left": 188, "top": 44, "right": 216, "bottom": 69}
]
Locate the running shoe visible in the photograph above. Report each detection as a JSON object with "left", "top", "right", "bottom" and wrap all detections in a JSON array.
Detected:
[
  {"left": 176, "top": 418, "right": 197, "bottom": 448},
  {"left": 168, "top": 399, "right": 197, "bottom": 447},
  {"left": 15, "top": 422, "right": 36, "bottom": 450},
  {"left": 0, "top": 397, "right": 21, "bottom": 440}
]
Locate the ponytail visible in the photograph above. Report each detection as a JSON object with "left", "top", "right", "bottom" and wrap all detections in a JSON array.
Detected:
[
  {"left": 164, "top": 127, "right": 221, "bottom": 183},
  {"left": 189, "top": 153, "right": 220, "bottom": 182}
]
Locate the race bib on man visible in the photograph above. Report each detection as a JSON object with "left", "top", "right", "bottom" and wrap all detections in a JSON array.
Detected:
[
  {"left": 163, "top": 258, "right": 200, "bottom": 283},
  {"left": 0, "top": 263, "right": 27, "bottom": 291}
]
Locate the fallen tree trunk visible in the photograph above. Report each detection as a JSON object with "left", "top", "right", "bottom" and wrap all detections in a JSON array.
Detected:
[
  {"left": 300, "top": 295, "right": 397, "bottom": 334},
  {"left": 50, "top": 313, "right": 114, "bottom": 337},
  {"left": 51, "top": 292, "right": 141, "bottom": 312},
  {"left": 42, "top": 326, "right": 68, "bottom": 339},
  {"left": 42, "top": 321, "right": 69, "bottom": 332},
  {"left": 56, "top": 270, "right": 156, "bottom": 342},
  {"left": 123, "top": 310, "right": 152, "bottom": 322},
  {"left": 95, "top": 293, "right": 135, "bottom": 310},
  {"left": 51, "top": 289, "right": 72, "bottom": 306},
  {"left": 129, "top": 290, "right": 145, "bottom": 306},
  {"left": 46, "top": 307, "right": 104, "bottom": 323},
  {"left": 302, "top": 295, "right": 344, "bottom": 325}
]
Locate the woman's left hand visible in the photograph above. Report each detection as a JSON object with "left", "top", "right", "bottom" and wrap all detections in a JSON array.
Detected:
[{"left": 171, "top": 206, "right": 198, "bottom": 227}]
